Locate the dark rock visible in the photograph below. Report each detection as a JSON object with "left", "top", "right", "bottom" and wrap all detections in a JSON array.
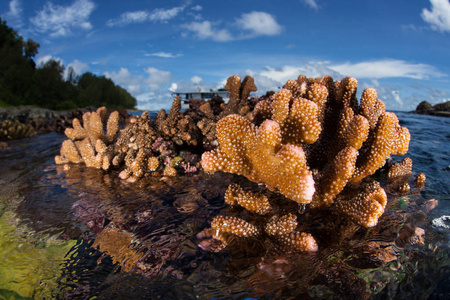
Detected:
[
  {"left": 412, "top": 100, "right": 450, "bottom": 117},
  {"left": 0, "top": 106, "right": 60, "bottom": 123}
]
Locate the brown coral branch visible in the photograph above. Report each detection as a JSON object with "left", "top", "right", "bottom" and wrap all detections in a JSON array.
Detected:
[{"left": 335, "top": 181, "right": 387, "bottom": 228}]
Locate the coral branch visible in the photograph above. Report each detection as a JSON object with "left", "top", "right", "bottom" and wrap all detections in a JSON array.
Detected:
[
  {"left": 225, "top": 184, "right": 271, "bottom": 214},
  {"left": 201, "top": 115, "right": 315, "bottom": 204},
  {"left": 335, "top": 181, "right": 387, "bottom": 228}
]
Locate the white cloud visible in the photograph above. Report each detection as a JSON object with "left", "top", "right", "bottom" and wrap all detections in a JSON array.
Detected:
[
  {"left": 191, "top": 5, "right": 202, "bottom": 11},
  {"left": 31, "top": 0, "right": 95, "bottom": 37},
  {"left": 421, "top": 0, "right": 450, "bottom": 33},
  {"left": 181, "top": 21, "right": 234, "bottom": 42},
  {"left": 106, "top": 11, "right": 148, "bottom": 27},
  {"left": 329, "top": 59, "right": 445, "bottom": 79},
  {"left": 144, "top": 67, "right": 172, "bottom": 91},
  {"left": 191, "top": 75, "right": 203, "bottom": 85},
  {"left": 235, "top": 11, "right": 283, "bottom": 37},
  {"left": 36, "top": 55, "right": 63, "bottom": 66},
  {"left": 106, "top": 6, "right": 185, "bottom": 27},
  {"left": 4, "top": 0, "right": 23, "bottom": 28},
  {"left": 104, "top": 67, "right": 172, "bottom": 97},
  {"left": 66, "top": 59, "right": 89, "bottom": 76},
  {"left": 300, "top": 0, "right": 319, "bottom": 10},
  {"left": 136, "top": 90, "right": 175, "bottom": 111},
  {"left": 104, "top": 68, "right": 144, "bottom": 95},
  {"left": 149, "top": 6, "right": 185, "bottom": 22},
  {"left": 145, "top": 52, "right": 182, "bottom": 58},
  {"left": 182, "top": 11, "right": 282, "bottom": 41},
  {"left": 169, "top": 83, "right": 178, "bottom": 92},
  {"left": 182, "top": 21, "right": 233, "bottom": 42}
]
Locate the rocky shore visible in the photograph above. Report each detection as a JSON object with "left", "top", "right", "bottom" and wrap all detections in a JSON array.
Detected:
[
  {"left": 0, "top": 106, "right": 62, "bottom": 123},
  {"left": 411, "top": 100, "right": 450, "bottom": 117}
]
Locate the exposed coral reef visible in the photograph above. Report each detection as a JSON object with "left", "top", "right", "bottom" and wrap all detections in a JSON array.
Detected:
[
  {"left": 55, "top": 107, "right": 119, "bottom": 169},
  {"left": 0, "top": 119, "right": 36, "bottom": 140},
  {"left": 201, "top": 73, "right": 420, "bottom": 255}
]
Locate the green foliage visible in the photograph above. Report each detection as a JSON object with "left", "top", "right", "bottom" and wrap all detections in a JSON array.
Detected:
[{"left": 0, "top": 18, "right": 137, "bottom": 110}]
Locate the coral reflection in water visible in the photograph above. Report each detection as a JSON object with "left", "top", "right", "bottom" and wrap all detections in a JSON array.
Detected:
[{"left": 50, "top": 162, "right": 439, "bottom": 299}]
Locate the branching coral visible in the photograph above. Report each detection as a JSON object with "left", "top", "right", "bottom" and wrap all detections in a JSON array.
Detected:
[
  {"left": 198, "top": 184, "right": 318, "bottom": 253},
  {"left": 55, "top": 107, "right": 119, "bottom": 169},
  {"left": 202, "top": 115, "right": 315, "bottom": 205},
  {"left": 0, "top": 120, "right": 36, "bottom": 140},
  {"left": 201, "top": 74, "right": 411, "bottom": 228}
]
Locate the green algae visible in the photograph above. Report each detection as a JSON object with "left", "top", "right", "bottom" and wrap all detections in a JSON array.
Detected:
[{"left": 0, "top": 209, "right": 76, "bottom": 299}]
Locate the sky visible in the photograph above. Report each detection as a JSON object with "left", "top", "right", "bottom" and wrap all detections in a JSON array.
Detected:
[{"left": 1, "top": 0, "right": 450, "bottom": 111}]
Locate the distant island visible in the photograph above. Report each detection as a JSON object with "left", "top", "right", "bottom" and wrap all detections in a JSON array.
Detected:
[{"left": 411, "top": 100, "right": 450, "bottom": 117}]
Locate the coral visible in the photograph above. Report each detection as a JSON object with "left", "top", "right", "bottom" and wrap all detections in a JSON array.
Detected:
[
  {"left": 55, "top": 107, "right": 119, "bottom": 169},
  {"left": 147, "top": 156, "right": 160, "bottom": 171},
  {"left": 415, "top": 173, "right": 426, "bottom": 188},
  {"left": 220, "top": 75, "right": 257, "bottom": 117},
  {"left": 0, "top": 120, "right": 36, "bottom": 140},
  {"left": 199, "top": 184, "right": 318, "bottom": 253},
  {"left": 153, "top": 96, "right": 202, "bottom": 147},
  {"left": 202, "top": 115, "right": 315, "bottom": 205},
  {"left": 225, "top": 183, "right": 271, "bottom": 214},
  {"left": 163, "top": 166, "right": 177, "bottom": 176},
  {"left": 113, "top": 111, "right": 158, "bottom": 180},
  {"left": 92, "top": 227, "right": 144, "bottom": 272},
  {"left": 335, "top": 181, "right": 387, "bottom": 228},
  {"left": 201, "top": 74, "right": 411, "bottom": 228}
]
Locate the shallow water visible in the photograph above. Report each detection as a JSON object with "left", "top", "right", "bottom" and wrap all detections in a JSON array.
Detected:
[{"left": 0, "top": 112, "right": 449, "bottom": 299}]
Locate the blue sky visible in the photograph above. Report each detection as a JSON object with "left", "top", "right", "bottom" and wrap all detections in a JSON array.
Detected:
[{"left": 2, "top": 0, "right": 450, "bottom": 111}]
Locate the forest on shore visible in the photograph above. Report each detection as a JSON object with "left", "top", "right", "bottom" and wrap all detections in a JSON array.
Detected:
[{"left": 0, "top": 18, "right": 136, "bottom": 110}]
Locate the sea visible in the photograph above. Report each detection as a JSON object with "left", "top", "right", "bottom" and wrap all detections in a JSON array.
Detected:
[{"left": 0, "top": 111, "right": 449, "bottom": 299}]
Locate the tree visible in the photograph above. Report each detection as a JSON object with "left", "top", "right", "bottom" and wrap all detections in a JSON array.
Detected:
[
  {"left": 34, "top": 59, "right": 77, "bottom": 109},
  {"left": 0, "top": 18, "right": 137, "bottom": 110},
  {"left": 0, "top": 18, "right": 39, "bottom": 106}
]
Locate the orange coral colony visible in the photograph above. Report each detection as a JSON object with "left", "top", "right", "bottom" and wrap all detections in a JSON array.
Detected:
[{"left": 201, "top": 74, "right": 413, "bottom": 244}]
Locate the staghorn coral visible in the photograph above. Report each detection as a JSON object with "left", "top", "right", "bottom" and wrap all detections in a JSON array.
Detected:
[
  {"left": 55, "top": 107, "right": 119, "bottom": 169},
  {"left": 201, "top": 74, "right": 412, "bottom": 228}
]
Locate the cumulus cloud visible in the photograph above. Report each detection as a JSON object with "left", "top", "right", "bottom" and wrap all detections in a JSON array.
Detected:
[
  {"left": 106, "top": 6, "right": 185, "bottom": 27},
  {"left": 144, "top": 67, "right": 172, "bottom": 91},
  {"left": 182, "top": 11, "right": 282, "bottom": 41},
  {"left": 181, "top": 21, "right": 233, "bottom": 42},
  {"left": 421, "top": 0, "right": 450, "bottom": 33},
  {"left": 235, "top": 11, "right": 283, "bottom": 37},
  {"left": 31, "top": 0, "right": 95, "bottom": 37},
  {"left": 104, "top": 66, "right": 172, "bottom": 98},
  {"left": 104, "top": 68, "right": 145, "bottom": 95},
  {"left": 4, "top": 0, "right": 23, "bottom": 28},
  {"left": 66, "top": 59, "right": 89, "bottom": 76},
  {"left": 329, "top": 59, "right": 445, "bottom": 79}
]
